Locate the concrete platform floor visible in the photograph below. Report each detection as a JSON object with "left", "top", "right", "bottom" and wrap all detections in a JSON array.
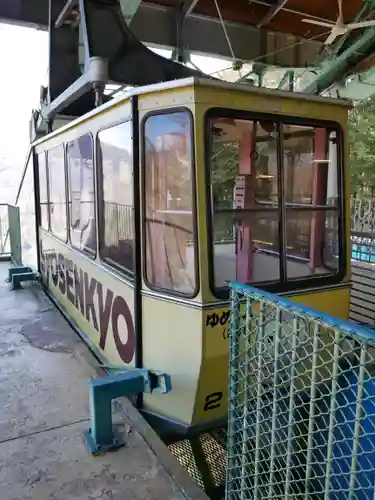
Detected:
[{"left": 0, "top": 262, "right": 208, "bottom": 500}]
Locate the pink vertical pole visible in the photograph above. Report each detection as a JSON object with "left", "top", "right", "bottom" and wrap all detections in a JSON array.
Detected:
[
  {"left": 309, "top": 128, "right": 327, "bottom": 270},
  {"left": 235, "top": 128, "right": 254, "bottom": 283}
]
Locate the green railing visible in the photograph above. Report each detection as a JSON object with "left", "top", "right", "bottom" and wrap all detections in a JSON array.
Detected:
[
  {"left": 1, "top": 146, "right": 37, "bottom": 270},
  {"left": 0, "top": 204, "right": 22, "bottom": 264},
  {"left": 227, "top": 281, "right": 375, "bottom": 500}
]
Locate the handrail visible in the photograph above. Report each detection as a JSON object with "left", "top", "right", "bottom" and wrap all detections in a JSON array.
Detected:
[{"left": 14, "top": 146, "right": 32, "bottom": 206}]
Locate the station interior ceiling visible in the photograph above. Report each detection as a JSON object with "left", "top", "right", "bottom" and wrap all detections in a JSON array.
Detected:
[{"left": 2, "top": 0, "right": 375, "bottom": 103}]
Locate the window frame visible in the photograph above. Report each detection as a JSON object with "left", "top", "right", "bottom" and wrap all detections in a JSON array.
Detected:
[
  {"left": 141, "top": 107, "right": 200, "bottom": 299},
  {"left": 204, "top": 107, "right": 347, "bottom": 299},
  {"left": 96, "top": 118, "right": 135, "bottom": 279},
  {"left": 37, "top": 150, "right": 50, "bottom": 232},
  {"left": 66, "top": 132, "right": 97, "bottom": 258},
  {"left": 46, "top": 144, "right": 68, "bottom": 243}
]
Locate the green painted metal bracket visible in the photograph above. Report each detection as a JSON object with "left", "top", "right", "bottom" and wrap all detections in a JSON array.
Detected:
[
  {"left": 84, "top": 369, "right": 172, "bottom": 455},
  {"left": 334, "top": 66, "right": 375, "bottom": 101},
  {"left": 7, "top": 205, "right": 22, "bottom": 266},
  {"left": 171, "top": 48, "right": 190, "bottom": 65},
  {"left": 303, "top": 28, "right": 375, "bottom": 95},
  {"left": 277, "top": 69, "right": 294, "bottom": 91}
]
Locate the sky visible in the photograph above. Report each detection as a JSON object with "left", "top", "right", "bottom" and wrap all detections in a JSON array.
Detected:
[
  {"left": 0, "top": 24, "right": 48, "bottom": 168},
  {"left": 0, "top": 22, "right": 282, "bottom": 205},
  {"left": 0, "top": 23, "right": 233, "bottom": 205},
  {"left": 0, "top": 20, "right": 316, "bottom": 197}
]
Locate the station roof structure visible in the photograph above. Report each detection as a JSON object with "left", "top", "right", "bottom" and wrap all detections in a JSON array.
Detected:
[{"left": 2, "top": 0, "right": 375, "bottom": 102}]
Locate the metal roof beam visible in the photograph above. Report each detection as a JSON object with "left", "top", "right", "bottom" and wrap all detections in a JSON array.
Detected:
[
  {"left": 257, "top": 0, "right": 289, "bottom": 28},
  {"left": 334, "top": 66, "right": 375, "bottom": 101},
  {"left": 315, "top": 0, "right": 375, "bottom": 64},
  {"left": 131, "top": 3, "right": 321, "bottom": 66},
  {"left": 181, "top": 0, "right": 201, "bottom": 20},
  {"left": 0, "top": 0, "right": 321, "bottom": 66},
  {"left": 303, "top": 28, "right": 375, "bottom": 94},
  {"left": 250, "top": 0, "right": 331, "bottom": 25},
  {"left": 0, "top": 0, "right": 336, "bottom": 31}
]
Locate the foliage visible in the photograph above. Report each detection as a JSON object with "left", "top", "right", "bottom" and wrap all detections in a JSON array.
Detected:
[{"left": 349, "top": 96, "right": 375, "bottom": 195}]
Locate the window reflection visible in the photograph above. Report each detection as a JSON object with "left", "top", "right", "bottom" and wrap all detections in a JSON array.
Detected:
[
  {"left": 208, "top": 117, "right": 341, "bottom": 290},
  {"left": 48, "top": 145, "right": 67, "bottom": 240},
  {"left": 67, "top": 135, "right": 96, "bottom": 254},
  {"left": 38, "top": 153, "right": 49, "bottom": 230},
  {"left": 283, "top": 125, "right": 339, "bottom": 279},
  {"left": 98, "top": 121, "right": 134, "bottom": 273},
  {"left": 213, "top": 211, "right": 280, "bottom": 287},
  {"left": 285, "top": 210, "right": 339, "bottom": 278},
  {"left": 210, "top": 118, "right": 281, "bottom": 287},
  {"left": 144, "top": 112, "right": 196, "bottom": 295}
]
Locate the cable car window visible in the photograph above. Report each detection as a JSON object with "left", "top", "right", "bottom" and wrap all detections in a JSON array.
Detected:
[
  {"left": 67, "top": 134, "right": 96, "bottom": 255},
  {"left": 207, "top": 114, "right": 342, "bottom": 293},
  {"left": 209, "top": 118, "right": 281, "bottom": 288},
  {"left": 98, "top": 121, "right": 134, "bottom": 274},
  {"left": 143, "top": 111, "right": 197, "bottom": 297},
  {"left": 38, "top": 152, "right": 49, "bottom": 230},
  {"left": 47, "top": 145, "right": 67, "bottom": 240},
  {"left": 283, "top": 125, "right": 340, "bottom": 279}
]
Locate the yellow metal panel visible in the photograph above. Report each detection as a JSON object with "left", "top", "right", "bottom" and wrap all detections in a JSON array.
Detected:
[
  {"left": 193, "top": 103, "right": 212, "bottom": 300},
  {"left": 34, "top": 100, "right": 132, "bottom": 154},
  {"left": 142, "top": 296, "right": 203, "bottom": 426},
  {"left": 194, "top": 86, "right": 349, "bottom": 124},
  {"left": 137, "top": 87, "right": 194, "bottom": 113},
  {"left": 193, "top": 305, "right": 230, "bottom": 426},
  {"left": 289, "top": 287, "right": 351, "bottom": 320},
  {"left": 193, "top": 286, "right": 351, "bottom": 425}
]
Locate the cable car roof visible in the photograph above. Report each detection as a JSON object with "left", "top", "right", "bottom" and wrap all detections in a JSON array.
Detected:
[{"left": 32, "top": 76, "right": 351, "bottom": 148}]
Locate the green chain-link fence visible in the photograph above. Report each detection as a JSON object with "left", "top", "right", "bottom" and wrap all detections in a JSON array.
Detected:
[{"left": 227, "top": 281, "right": 375, "bottom": 500}]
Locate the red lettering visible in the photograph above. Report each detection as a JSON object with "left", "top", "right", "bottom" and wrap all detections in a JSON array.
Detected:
[
  {"left": 74, "top": 265, "right": 84, "bottom": 315},
  {"left": 40, "top": 250, "right": 49, "bottom": 283},
  {"left": 111, "top": 296, "right": 135, "bottom": 363},
  {"left": 66, "top": 259, "right": 74, "bottom": 304},
  {"left": 97, "top": 282, "right": 114, "bottom": 349},
  {"left": 51, "top": 253, "right": 58, "bottom": 286},
  {"left": 84, "top": 272, "right": 98, "bottom": 331},
  {"left": 58, "top": 253, "right": 66, "bottom": 294},
  {"left": 41, "top": 251, "right": 135, "bottom": 363}
]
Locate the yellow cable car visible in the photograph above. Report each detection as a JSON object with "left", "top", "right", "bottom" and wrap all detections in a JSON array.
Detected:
[{"left": 32, "top": 77, "right": 351, "bottom": 438}]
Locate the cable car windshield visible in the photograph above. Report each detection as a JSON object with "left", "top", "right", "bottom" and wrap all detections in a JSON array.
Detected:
[
  {"left": 206, "top": 113, "right": 342, "bottom": 294},
  {"left": 143, "top": 111, "right": 197, "bottom": 297}
]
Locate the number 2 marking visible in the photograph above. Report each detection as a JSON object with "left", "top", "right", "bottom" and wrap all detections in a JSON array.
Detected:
[{"left": 204, "top": 391, "right": 223, "bottom": 411}]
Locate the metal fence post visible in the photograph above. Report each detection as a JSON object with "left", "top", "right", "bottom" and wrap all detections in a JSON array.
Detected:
[{"left": 7, "top": 205, "right": 22, "bottom": 266}]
